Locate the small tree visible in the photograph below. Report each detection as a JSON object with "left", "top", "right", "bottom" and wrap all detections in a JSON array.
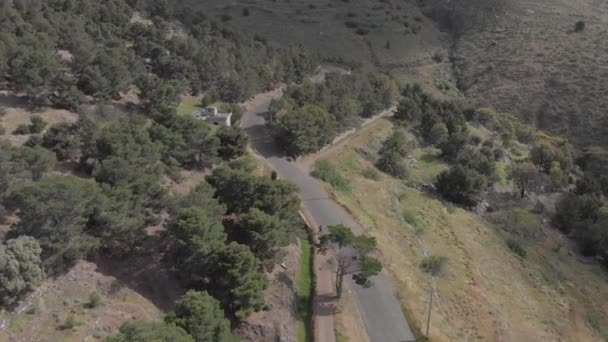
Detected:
[
  {"left": 29, "top": 115, "right": 47, "bottom": 134},
  {"left": 107, "top": 321, "right": 194, "bottom": 342},
  {"left": 394, "top": 97, "right": 422, "bottom": 122},
  {"left": 321, "top": 225, "right": 382, "bottom": 298},
  {"left": 427, "top": 122, "right": 449, "bottom": 146},
  {"left": 376, "top": 129, "right": 409, "bottom": 178},
  {"left": 165, "top": 290, "right": 236, "bottom": 342},
  {"left": 530, "top": 143, "right": 555, "bottom": 173},
  {"left": 509, "top": 162, "right": 538, "bottom": 198},
  {"left": 419, "top": 255, "right": 447, "bottom": 276},
  {"left": 435, "top": 165, "right": 485, "bottom": 207},
  {"left": 217, "top": 126, "right": 248, "bottom": 160},
  {"left": 0, "top": 236, "right": 45, "bottom": 306}
]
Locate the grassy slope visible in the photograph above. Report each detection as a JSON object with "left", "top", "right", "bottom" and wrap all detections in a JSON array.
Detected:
[{"left": 315, "top": 118, "right": 608, "bottom": 341}]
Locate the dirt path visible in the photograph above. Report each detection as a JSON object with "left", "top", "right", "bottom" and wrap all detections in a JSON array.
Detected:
[{"left": 299, "top": 209, "right": 337, "bottom": 342}]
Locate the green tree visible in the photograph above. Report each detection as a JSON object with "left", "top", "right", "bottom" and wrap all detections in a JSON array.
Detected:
[
  {"left": 217, "top": 126, "right": 248, "bottom": 160},
  {"left": 207, "top": 167, "right": 300, "bottom": 220},
  {"left": 439, "top": 129, "right": 469, "bottom": 162},
  {"left": 207, "top": 242, "right": 268, "bottom": 320},
  {"left": 435, "top": 165, "right": 485, "bottom": 207},
  {"left": 107, "top": 321, "right": 194, "bottom": 342},
  {"left": 18, "top": 146, "right": 56, "bottom": 181},
  {"left": 29, "top": 115, "right": 47, "bottom": 134},
  {"left": 42, "top": 123, "right": 82, "bottom": 161},
  {"left": 228, "top": 208, "right": 287, "bottom": 263},
  {"left": 530, "top": 143, "right": 556, "bottom": 173},
  {"left": 320, "top": 225, "right": 382, "bottom": 297},
  {"left": 165, "top": 290, "right": 237, "bottom": 342},
  {"left": 4, "top": 176, "right": 102, "bottom": 272},
  {"left": 509, "top": 162, "right": 538, "bottom": 198},
  {"left": 376, "top": 129, "right": 409, "bottom": 179},
  {"left": 0, "top": 236, "right": 45, "bottom": 306},
  {"left": 427, "top": 122, "right": 449, "bottom": 146},
  {"left": 168, "top": 207, "right": 227, "bottom": 279},
  {"left": 279, "top": 105, "right": 336, "bottom": 156},
  {"left": 394, "top": 97, "right": 422, "bottom": 122}
]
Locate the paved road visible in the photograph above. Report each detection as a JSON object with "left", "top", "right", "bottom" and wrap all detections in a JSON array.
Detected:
[{"left": 241, "top": 91, "right": 415, "bottom": 342}]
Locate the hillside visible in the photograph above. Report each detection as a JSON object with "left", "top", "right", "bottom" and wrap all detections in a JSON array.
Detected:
[
  {"left": 307, "top": 118, "right": 608, "bottom": 341},
  {"left": 176, "top": 0, "right": 608, "bottom": 147},
  {"left": 421, "top": 0, "right": 608, "bottom": 147}
]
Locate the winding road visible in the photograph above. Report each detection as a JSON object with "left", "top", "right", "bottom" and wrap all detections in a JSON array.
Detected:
[{"left": 241, "top": 90, "right": 415, "bottom": 342}]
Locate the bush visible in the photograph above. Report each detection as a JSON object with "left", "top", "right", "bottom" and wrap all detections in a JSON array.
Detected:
[
  {"left": 574, "top": 20, "right": 585, "bottom": 32},
  {"left": 85, "top": 292, "right": 102, "bottom": 308},
  {"left": 14, "top": 124, "right": 31, "bottom": 135},
  {"left": 361, "top": 167, "right": 381, "bottom": 180},
  {"left": 506, "top": 239, "right": 527, "bottom": 258},
  {"left": 435, "top": 165, "right": 485, "bottom": 207},
  {"left": 59, "top": 315, "right": 78, "bottom": 330},
  {"left": 311, "top": 159, "right": 350, "bottom": 192},
  {"left": 0, "top": 124, "right": 5, "bottom": 135},
  {"left": 29, "top": 115, "right": 47, "bottom": 134},
  {"left": 419, "top": 255, "right": 447, "bottom": 276},
  {"left": 242, "top": 7, "right": 250, "bottom": 16}
]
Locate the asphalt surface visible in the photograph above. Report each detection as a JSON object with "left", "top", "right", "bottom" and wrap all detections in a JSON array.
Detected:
[{"left": 242, "top": 92, "right": 416, "bottom": 342}]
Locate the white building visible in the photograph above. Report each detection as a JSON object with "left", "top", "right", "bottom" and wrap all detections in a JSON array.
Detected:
[{"left": 192, "top": 106, "right": 232, "bottom": 126}]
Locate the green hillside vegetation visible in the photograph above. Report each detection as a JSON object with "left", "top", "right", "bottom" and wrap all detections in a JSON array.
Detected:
[
  {"left": 0, "top": 1, "right": 314, "bottom": 340},
  {"left": 270, "top": 72, "right": 398, "bottom": 156}
]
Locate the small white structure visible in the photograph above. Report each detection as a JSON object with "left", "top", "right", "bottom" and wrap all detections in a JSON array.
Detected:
[{"left": 192, "top": 106, "right": 232, "bottom": 126}]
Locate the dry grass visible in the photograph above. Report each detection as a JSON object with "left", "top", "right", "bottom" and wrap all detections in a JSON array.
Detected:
[
  {"left": 421, "top": 0, "right": 608, "bottom": 147},
  {"left": 0, "top": 261, "right": 162, "bottom": 342},
  {"left": 0, "top": 99, "right": 78, "bottom": 146},
  {"left": 317, "top": 119, "right": 608, "bottom": 341}
]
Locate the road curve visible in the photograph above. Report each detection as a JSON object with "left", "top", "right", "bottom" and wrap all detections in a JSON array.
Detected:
[{"left": 241, "top": 90, "right": 416, "bottom": 342}]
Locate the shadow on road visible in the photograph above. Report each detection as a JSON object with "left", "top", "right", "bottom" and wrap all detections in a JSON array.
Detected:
[
  {"left": 242, "top": 111, "right": 286, "bottom": 159},
  {"left": 314, "top": 293, "right": 337, "bottom": 317}
]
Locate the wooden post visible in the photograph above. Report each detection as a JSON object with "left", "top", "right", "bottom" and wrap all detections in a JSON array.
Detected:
[{"left": 426, "top": 284, "right": 434, "bottom": 337}]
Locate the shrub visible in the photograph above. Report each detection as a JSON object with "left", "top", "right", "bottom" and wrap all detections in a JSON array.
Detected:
[
  {"left": 14, "top": 124, "right": 31, "bottom": 135},
  {"left": 403, "top": 210, "right": 420, "bottom": 227},
  {"left": 242, "top": 7, "right": 250, "bottom": 16},
  {"left": 361, "top": 167, "right": 381, "bottom": 180},
  {"left": 0, "top": 124, "right": 5, "bottom": 135},
  {"left": 59, "top": 315, "right": 78, "bottom": 330},
  {"left": 29, "top": 115, "right": 47, "bottom": 133},
  {"left": 419, "top": 255, "right": 447, "bottom": 276},
  {"left": 85, "top": 292, "right": 102, "bottom": 308},
  {"left": 506, "top": 239, "right": 527, "bottom": 258},
  {"left": 435, "top": 165, "right": 485, "bottom": 207},
  {"left": 574, "top": 20, "right": 585, "bottom": 32},
  {"left": 311, "top": 159, "right": 351, "bottom": 192}
]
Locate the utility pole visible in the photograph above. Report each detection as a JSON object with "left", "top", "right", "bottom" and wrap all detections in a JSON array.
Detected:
[{"left": 426, "top": 284, "right": 434, "bottom": 337}]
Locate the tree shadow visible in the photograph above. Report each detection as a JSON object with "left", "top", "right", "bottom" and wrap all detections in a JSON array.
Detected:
[
  {"left": 0, "top": 92, "right": 30, "bottom": 110},
  {"left": 92, "top": 236, "right": 185, "bottom": 312},
  {"left": 313, "top": 293, "right": 337, "bottom": 317},
  {"left": 242, "top": 111, "right": 286, "bottom": 160}
]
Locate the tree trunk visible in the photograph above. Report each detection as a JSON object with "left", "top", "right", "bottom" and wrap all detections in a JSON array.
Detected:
[
  {"left": 336, "top": 273, "right": 344, "bottom": 298},
  {"left": 520, "top": 187, "right": 525, "bottom": 199}
]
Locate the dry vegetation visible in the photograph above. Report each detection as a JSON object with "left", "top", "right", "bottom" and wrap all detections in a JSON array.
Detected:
[
  {"left": 0, "top": 261, "right": 163, "bottom": 342},
  {"left": 313, "top": 118, "right": 608, "bottom": 341},
  {"left": 421, "top": 0, "right": 608, "bottom": 147}
]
